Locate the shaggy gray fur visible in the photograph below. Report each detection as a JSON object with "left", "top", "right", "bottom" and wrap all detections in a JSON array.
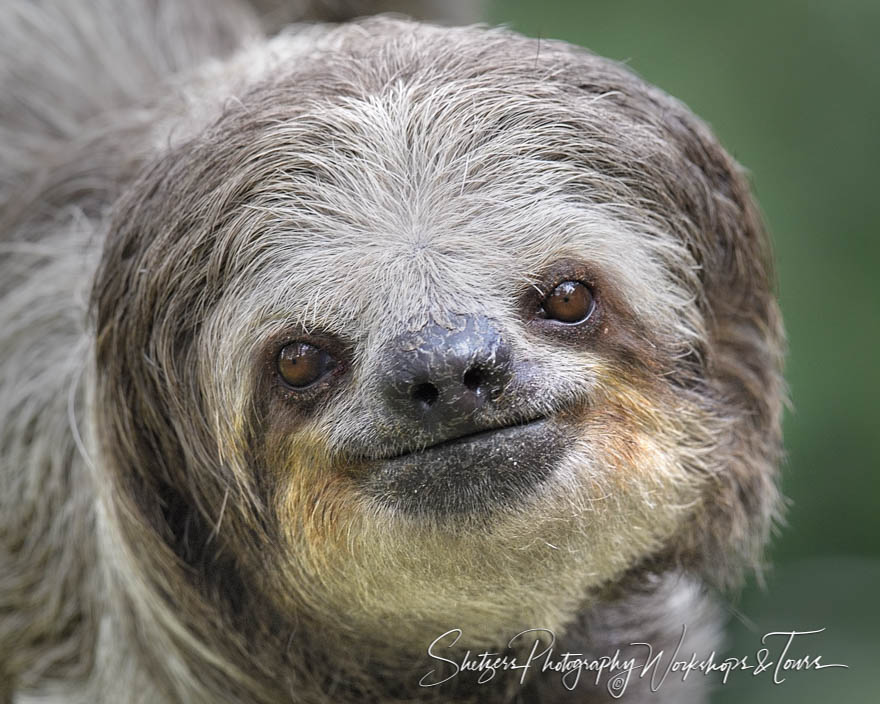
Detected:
[{"left": 1, "top": 1, "right": 784, "bottom": 702}]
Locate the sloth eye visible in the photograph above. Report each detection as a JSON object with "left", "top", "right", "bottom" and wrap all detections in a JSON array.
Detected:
[
  {"left": 542, "top": 281, "right": 595, "bottom": 324},
  {"left": 277, "top": 342, "right": 333, "bottom": 388}
]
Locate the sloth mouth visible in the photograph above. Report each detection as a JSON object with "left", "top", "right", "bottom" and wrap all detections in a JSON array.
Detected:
[
  {"left": 379, "top": 415, "right": 549, "bottom": 461},
  {"left": 359, "top": 416, "right": 565, "bottom": 517}
]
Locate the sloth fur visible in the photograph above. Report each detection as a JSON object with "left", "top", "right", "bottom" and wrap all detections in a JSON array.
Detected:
[{"left": 0, "top": 1, "right": 784, "bottom": 702}]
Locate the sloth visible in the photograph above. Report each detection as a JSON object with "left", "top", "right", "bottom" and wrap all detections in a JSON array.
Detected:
[{"left": 0, "top": 0, "right": 784, "bottom": 702}]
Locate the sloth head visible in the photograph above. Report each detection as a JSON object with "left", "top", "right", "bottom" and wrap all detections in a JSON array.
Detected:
[{"left": 91, "top": 19, "right": 783, "bottom": 652}]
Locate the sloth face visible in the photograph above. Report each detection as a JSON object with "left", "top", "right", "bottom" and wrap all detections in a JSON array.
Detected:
[
  {"left": 92, "top": 20, "right": 782, "bottom": 646},
  {"left": 268, "top": 258, "right": 664, "bottom": 520}
]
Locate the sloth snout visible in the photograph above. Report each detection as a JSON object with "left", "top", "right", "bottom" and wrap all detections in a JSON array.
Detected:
[{"left": 381, "top": 315, "right": 513, "bottom": 432}]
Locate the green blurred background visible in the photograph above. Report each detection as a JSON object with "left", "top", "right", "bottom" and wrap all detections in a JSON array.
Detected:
[{"left": 484, "top": 1, "right": 879, "bottom": 701}]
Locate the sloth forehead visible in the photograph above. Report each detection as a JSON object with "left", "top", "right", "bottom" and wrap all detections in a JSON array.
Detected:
[
  {"left": 233, "top": 193, "right": 678, "bottom": 342},
  {"left": 150, "top": 18, "right": 707, "bottom": 361},
  {"left": 195, "top": 33, "right": 698, "bottom": 343}
]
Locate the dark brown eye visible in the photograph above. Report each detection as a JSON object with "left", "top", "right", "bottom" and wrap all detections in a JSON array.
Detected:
[
  {"left": 542, "top": 280, "right": 595, "bottom": 324},
  {"left": 277, "top": 342, "right": 332, "bottom": 388}
]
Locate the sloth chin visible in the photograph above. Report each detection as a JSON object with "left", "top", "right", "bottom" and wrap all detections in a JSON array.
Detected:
[{"left": 356, "top": 416, "right": 568, "bottom": 517}]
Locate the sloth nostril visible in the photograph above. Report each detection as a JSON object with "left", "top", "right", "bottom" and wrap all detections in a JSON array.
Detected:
[
  {"left": 462, "top": 366, "right": 484, "bottom": 393},
  {"left": 411, "top": 381, "right": 439, "bottom": 408}
]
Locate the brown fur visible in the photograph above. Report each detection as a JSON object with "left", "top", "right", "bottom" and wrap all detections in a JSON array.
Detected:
[{"left": 0, "top": 1, "right": 784, "bottom": 702}]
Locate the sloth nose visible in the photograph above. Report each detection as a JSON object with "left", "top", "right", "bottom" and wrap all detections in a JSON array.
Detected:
[{"left": 382, "top": 315, "right": 513, "bottom": 431}]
